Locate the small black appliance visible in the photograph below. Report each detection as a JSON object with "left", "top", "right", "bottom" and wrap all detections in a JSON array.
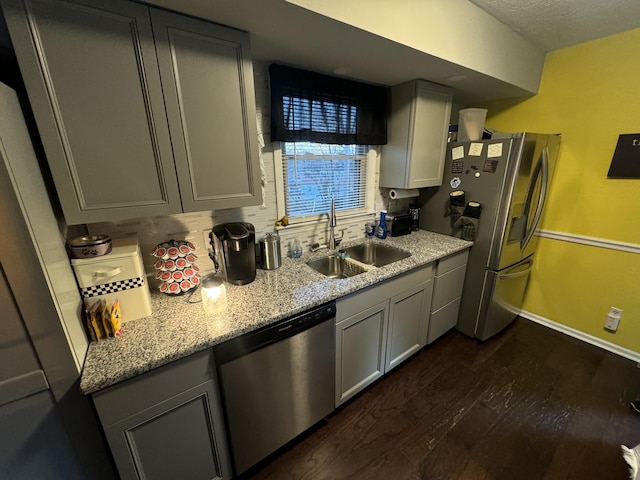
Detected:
[{"left": 209, "top": 222, "right": 256, "bottom": 285}]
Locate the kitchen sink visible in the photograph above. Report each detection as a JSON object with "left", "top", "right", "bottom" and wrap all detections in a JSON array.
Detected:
[
  {"left": 342, "top": 242, "right": 411, "bottom": 267},
  {"left": 307, "top": 242, "right": 411, "bottom": 278},
  {"left": 306, "top": 256, "right": 369, "bottom": 279}
]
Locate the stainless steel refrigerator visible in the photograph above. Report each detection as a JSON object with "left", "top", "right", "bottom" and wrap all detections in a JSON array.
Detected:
[{"left": 420, "top": 132, "right": 561, "bottom": 340}]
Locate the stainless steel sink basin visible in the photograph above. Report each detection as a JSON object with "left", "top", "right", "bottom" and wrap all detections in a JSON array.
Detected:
[
  {"left": 342, "top": 242, "right": 411, "bottom": 267},
  {"left": 306, "top": 256, "right": 368, "bottom": 279}
]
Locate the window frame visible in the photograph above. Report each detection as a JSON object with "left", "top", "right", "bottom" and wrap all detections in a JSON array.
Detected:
[{"left": 274, "top": 142, "right": 379, "bottom": 226}]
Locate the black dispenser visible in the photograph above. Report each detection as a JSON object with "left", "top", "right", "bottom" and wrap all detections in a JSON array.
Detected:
[{"left": 209, "top": 222, "right": 256, "bottom": 285}]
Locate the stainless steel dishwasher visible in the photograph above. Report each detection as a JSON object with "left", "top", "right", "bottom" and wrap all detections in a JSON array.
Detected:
[{"left": 214, "top": 301, "right": 336, "bottom": 475}]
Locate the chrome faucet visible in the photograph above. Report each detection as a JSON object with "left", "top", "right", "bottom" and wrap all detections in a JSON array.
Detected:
[{"left": 328, "top": 199, "right": 337, "bottom": 250}]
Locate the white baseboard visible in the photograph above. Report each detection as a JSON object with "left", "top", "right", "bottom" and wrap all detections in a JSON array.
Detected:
[{"left": 520, "top": 310, "right": 640, "bottom": 364}]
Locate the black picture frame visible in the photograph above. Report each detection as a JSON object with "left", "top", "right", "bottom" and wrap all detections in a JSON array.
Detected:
[{"left": 607, "top": 133, "right": 640, "bottom": 178}]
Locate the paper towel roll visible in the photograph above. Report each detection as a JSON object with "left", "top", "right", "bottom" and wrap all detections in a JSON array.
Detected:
[{"left": 389, "top": 188, "right": 419, "bottom": 200}]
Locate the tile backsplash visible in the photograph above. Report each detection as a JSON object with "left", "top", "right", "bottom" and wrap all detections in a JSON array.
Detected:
[{"left": 86, "top": 62, "right": 410, "bottom": 289}]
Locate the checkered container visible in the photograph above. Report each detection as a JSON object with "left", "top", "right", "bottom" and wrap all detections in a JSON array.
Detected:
[{"left": 70, "top": 237, "right": 152, "bottom": 322}]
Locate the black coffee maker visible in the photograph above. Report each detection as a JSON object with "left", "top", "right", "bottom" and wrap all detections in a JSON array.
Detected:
[{"left": 209, "top": 222, "right": 256, "bottom": 285}]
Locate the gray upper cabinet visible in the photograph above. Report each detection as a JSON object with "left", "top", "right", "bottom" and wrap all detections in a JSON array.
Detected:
[
  {"left": 3, "top": 0, "right": 260, "bottom": 225},
  {"left": 380, "top": 79, "right": 452, "bottom": 189},
  {"left": 3, "top": 0, "right": 182, "bottom": 224},
  {"left": 151, "top": 10, "right": 261, "bottom": 212}
]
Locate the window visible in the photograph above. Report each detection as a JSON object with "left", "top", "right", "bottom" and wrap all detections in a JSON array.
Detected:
[
  {"left": 269, "top": 64, "right": 386, "bottom": 222},
  {"left": 278, "top": 142, "right": 372, "bottom": 220}
]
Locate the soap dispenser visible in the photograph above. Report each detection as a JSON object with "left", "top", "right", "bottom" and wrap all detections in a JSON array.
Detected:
[{"left": 290, "top": 237, "right": 302, "bottom": 258}]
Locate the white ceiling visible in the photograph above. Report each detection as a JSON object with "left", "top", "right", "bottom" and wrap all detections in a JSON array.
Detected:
[{"left": 469, "top": 0, "right": 640, "bottom": 52}]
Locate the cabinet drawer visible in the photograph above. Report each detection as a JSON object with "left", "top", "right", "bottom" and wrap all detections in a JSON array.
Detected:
[
  {"left": 427, "top": 297, "right": 461, "bottom": 344},
  {"left": 432, "top": 263, "right": 467, "bottom": 311},
  {"left": 436, "top": 249, "right": 469, "bottom": 275},
  {"left": 93, "top": 349, "right": 214, "bottom": 427}
]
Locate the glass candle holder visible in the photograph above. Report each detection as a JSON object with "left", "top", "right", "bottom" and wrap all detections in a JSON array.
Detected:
[{"left": 201, "top": 275, "right": 227, "bottom": 314}]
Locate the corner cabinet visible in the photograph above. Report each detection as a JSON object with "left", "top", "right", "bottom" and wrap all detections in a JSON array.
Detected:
[
  {"left": 3, "top": 0, "right": 261, "bottom": 225},
  {"left": 92, "top": 350, "right": 232, "bottom": 480},
  {"left": 335, "top": 263, "right": 433, "bottom": 406},
  {"left": 380, "top": 79, "right": 452, "bottom": 189}
]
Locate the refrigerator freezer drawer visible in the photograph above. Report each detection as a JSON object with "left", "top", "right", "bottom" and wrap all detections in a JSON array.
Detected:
[{"left": 476, "top": 259, "right": 533, "bottom": 341}]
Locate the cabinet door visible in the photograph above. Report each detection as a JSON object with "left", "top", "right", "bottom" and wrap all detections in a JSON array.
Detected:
[
  {"left": 380, "top": 80, "right": 452, "bottom": 189},
  {"left": 3, "top": 0, "right": 182, "bottom": 224},
  {"left": 385, "top": 280, "right": 432, "bottom": 372},
  {"left": 407, "top": 80, "right": 452, "bottom": 188},
  {"left": 335, "top": 301, "right": 389, "bottom": 406},
  {"left": 103, "top": 381, "right": 230, "bottom": 480},
  {"left": 151, "top": 10, "right": 262, "bottom": 211}
]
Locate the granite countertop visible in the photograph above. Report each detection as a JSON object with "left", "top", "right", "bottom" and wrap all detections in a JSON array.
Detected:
[{"left": 80, "top": 230, "right": 472, "bottom": 394}]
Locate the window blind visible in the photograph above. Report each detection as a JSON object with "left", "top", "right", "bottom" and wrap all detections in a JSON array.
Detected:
[
  {"left": 281, "top": 142, "right": 368, "bottom": 217},
  {"left": 270, "top": 64, "right": 387, "bottom": 145}
]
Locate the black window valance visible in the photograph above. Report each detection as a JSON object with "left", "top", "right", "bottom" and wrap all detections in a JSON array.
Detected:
[{"left": 269, "top": 64, "right": 388, "bottom": 145}]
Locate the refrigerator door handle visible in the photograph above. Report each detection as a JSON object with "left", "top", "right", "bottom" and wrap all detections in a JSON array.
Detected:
[
  {"left": 499, "top": 260, "right": 533, "bottom": 280},
  {"left": 521, "top": 147, "right": 549, "bottom": 250}
]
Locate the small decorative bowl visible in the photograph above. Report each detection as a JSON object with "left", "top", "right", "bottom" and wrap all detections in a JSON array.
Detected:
[{"left": 66, "top": 235, "right": 112, "bottom": 259}]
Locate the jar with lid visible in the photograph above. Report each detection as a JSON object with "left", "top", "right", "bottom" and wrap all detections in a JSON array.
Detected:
[{"left": 260, "top": 233, "right": 282, "bottom": 269}]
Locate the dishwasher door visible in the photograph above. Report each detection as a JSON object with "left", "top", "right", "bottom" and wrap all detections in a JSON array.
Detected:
[{"left": 217, "top": 315, "right": 335, "bottom": 475}]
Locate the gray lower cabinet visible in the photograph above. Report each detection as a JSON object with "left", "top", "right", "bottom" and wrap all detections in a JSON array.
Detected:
[
  {"left": 335, "top": 264, "right": 434, "bottom": 406},
  {"left": 427, "top": 249, "right": 470, "bottom": 343},
  {"left": 92, "top": 350, "right": 231, "bottom": 480},
  {"left": 3, "top": 0, "right": 260, "bottom": 225},
  {"left": 385, "top": 280, "right": 432, "bottom": 372},
  {"left": 335, "top": 301, "right": 389, "bottom": 406}
]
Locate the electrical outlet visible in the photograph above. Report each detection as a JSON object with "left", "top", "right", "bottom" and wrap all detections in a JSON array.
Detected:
[
  {"left": 603, "top": 306, "right": 623, "bottom": 332},
  {"left": 609, "top": 307, "right": 623, "bottom": 317}
]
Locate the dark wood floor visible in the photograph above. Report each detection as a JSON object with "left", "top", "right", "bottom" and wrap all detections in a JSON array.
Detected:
[{"left": 243, "top": 318, "right": 640, "bottom": 480}]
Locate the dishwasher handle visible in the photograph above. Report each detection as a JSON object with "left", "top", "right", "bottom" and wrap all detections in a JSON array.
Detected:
[{"left": 214, "top": 301, "right": 336, "bottom": 364}]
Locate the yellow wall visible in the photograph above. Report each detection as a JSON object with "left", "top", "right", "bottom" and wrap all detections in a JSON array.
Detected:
[{"left": 485, "top": 28, "right": 640, "bottom": 353}]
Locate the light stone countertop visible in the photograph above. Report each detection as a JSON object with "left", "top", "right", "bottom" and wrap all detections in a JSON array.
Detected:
[{"left": 80, "top": 230, "right": 472, "bottom": 394}]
